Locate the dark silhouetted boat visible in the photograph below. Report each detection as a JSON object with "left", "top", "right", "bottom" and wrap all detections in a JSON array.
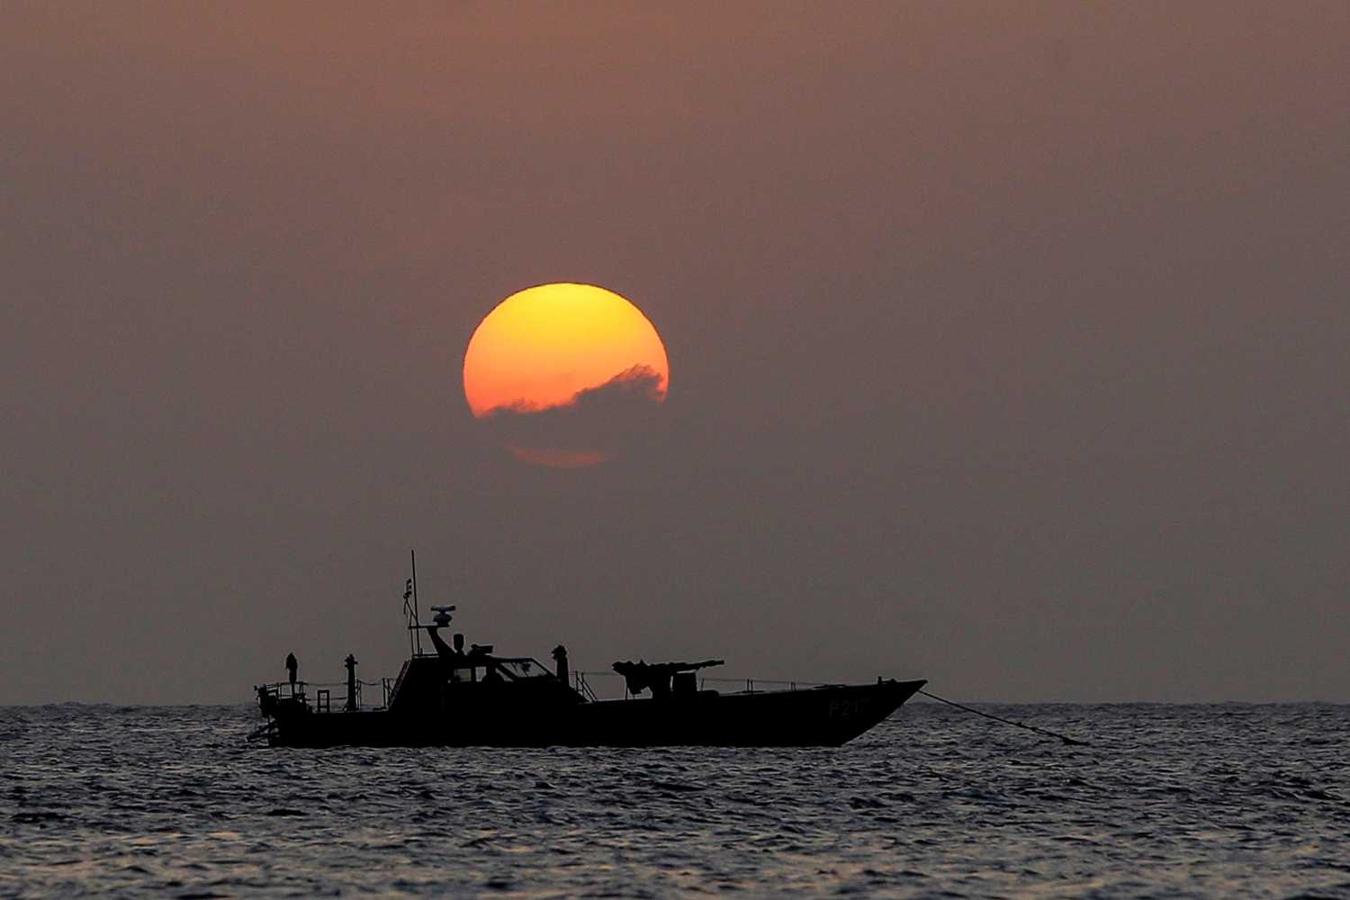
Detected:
[{"left": 253, "top": 558, "right": 924, "bottom": 748}]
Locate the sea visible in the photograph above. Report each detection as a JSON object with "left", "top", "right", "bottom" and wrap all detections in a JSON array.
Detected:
[{"left": 1, "top": 703, "right": 1346, "bottom": 898}]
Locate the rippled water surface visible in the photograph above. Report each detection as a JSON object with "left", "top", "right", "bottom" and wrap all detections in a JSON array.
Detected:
[{"left": 2, "top": 704, "right": 1347, "bottom": 897}]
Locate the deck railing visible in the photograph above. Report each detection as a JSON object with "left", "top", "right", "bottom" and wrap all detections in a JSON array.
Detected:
[
  {"left": 573, "top": 671, "right": 599, "bottom": 702},
  {"left": 570, "top": 671, "right": 825, "bottom": 701},
  {"left": 259, "top": 679, "right": 391, "bottom": 713},
  {"left": 698, "top": 677, "right": 823, "bottom": 694},
  {"left": 263, "top": 670, "right": 831, "bottom": 710}
]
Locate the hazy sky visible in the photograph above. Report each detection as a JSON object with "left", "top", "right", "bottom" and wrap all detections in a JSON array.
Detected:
[{"left": 4, "top": 3, "right": 1347, "bottom": 704}]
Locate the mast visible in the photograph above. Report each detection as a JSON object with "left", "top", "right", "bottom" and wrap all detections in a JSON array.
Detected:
[{"left": 411, "top": 548, "right": 423, "bottom": 656}]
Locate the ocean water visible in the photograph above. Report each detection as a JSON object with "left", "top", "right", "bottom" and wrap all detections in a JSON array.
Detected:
[{"left": 1, "top": 703, "right": 1347, "bottom": 897}]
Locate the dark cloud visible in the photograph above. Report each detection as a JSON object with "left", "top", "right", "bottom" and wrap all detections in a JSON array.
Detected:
[{"left": 477, "top": 365, "right": 666, "bottom": 466}]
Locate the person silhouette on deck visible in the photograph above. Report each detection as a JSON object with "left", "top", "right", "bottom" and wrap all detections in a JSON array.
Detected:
[{"left": 285, "top": 652, "right": 298, "bottom": 686}]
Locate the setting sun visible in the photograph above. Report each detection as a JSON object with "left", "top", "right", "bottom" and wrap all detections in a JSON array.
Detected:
[{"left": 463, "top": 283, "right": 670, "bottom": 466}]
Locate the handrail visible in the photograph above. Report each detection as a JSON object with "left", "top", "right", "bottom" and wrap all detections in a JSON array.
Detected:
[
  {"left": 264, "top": 671, "right": 831, "bottom": 698},
  {"left": 262, "top": 669, "right": 842, "bottom": 710},
  {"left": 259, "top": 675, "right": 396, "bottom": 714},
  {"left": 573, "top": 672, "right": 599, "bottom": 702},
  {"left": 260, "top": 678, "right": 389, "bottom": 690},
  {"left": 697, "top": 676, "right": 826, "bottom": 693},
  {"left": 571, "top": 670, "right": 829, "bottom": 699}
]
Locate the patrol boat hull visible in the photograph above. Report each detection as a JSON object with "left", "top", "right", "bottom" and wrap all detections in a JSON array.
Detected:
[{"left": 257, "top": 674, "right": 923, "bottom": 755}]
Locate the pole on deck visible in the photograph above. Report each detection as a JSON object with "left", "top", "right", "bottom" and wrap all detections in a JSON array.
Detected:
[{"left": 411, "top": 549, "right": 422, "bottom": 656}]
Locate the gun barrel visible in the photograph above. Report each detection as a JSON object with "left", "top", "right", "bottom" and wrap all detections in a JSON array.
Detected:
[{"left": 665, "top": 659, "right": 724, "bottom": 672}]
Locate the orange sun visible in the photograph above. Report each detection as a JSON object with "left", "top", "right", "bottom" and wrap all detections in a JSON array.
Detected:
[{"left": 463, "top": 283, "right": 670, "bottom": 467}]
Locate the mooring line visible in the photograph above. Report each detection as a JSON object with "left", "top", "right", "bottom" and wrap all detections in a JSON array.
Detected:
[{"left": 918, "top": 689, "right": 1089, "bottom": 747}]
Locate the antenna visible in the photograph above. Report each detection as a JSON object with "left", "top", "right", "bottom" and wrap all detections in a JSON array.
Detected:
[{"left": 411, "top": 549, "right": 422, "bottom": 655}]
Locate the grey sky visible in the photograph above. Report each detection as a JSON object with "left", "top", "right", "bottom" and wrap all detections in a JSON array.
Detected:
[{"left": 3, "top": 3, "right": 1347, "bottom": 703}]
